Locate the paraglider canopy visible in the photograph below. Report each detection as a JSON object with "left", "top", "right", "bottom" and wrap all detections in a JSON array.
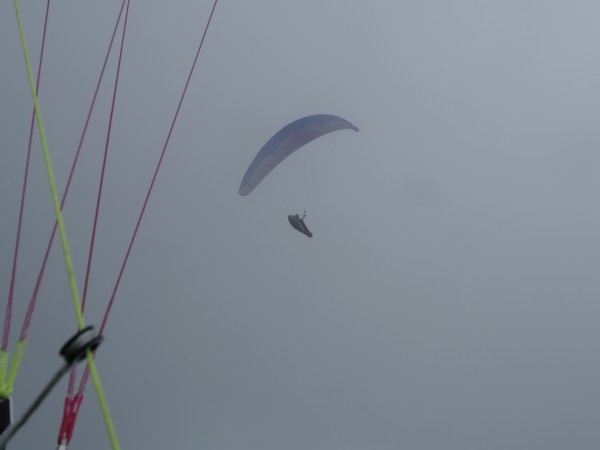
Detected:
[{"left": 239, "top": 114, "right": 359, "bottom": 196}]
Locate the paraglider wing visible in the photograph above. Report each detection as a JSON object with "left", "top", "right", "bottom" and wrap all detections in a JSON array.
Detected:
[{"left": 239, "top": 114, "right": 359, "bottom": 196}]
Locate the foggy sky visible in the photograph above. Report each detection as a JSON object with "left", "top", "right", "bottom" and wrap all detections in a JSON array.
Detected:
[{"left": 2, "top": 1, "right": 600, "bottom": 449}]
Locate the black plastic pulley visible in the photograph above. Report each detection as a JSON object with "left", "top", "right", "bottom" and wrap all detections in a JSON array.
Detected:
[{"left": 59, "top": 326, "right": 103, "bottom": 365}]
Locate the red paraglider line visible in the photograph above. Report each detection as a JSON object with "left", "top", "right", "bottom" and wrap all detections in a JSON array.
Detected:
[
  {"left": 78, "top": 0, "right": 220, "bottom": 397},
  {"left": 66, "top": 0, "right": 130, "bottom": 405},
  {"left": 63, "top": 0, "right": 130, "bottom": 410},
  {"left": 19, "top": 0, "right": 128, "bottom": 342},
  {"left": 99, "top": 0, "right": 218, "bottom": 339},
  {"left": 81, "top": 0, "right": 129, "bottom": 315},
  {"left": 3, "top": 0, "right": 52, "bottom": 352}
]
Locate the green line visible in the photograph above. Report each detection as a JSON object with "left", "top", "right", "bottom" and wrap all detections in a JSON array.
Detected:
[
  {"left": 6, "top": 340, "right": 27, "bottom": 392},
  {"left": 12, "top": 0, "right": 84, "bottom": 330},
  {"left": 12, "top": 2, "right": 120, "bottom": 449},
  {"left": 0, "top": 351, "right": 9, "bottom": 398},
  {"left": 0, "top": 341, "right": 28, "bottom": 398},
  {"left": 86, "top": 351, "right": 120, "bottom": 450}
]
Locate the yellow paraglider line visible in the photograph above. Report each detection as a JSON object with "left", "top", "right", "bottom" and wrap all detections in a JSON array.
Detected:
[{"left": 11, "top": 1, "right": 120, "bottom": 449}]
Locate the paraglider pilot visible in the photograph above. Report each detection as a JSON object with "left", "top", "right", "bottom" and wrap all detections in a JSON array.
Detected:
[{"left": 288, "top": 212, "right": 312, "bottom": 238}]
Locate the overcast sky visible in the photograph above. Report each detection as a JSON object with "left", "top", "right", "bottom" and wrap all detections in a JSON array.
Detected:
[{"left": 2, "top": 1, "right": 600, "bottom": 449}]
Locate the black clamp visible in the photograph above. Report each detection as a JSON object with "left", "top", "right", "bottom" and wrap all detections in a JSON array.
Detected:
[{"left": 60, "top": 326, "right": 103, "bottom": 365}]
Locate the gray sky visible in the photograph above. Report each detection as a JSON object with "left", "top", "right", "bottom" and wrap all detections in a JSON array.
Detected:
[{"left": 2, "top": 1, "right": 600, "bottom": 449}]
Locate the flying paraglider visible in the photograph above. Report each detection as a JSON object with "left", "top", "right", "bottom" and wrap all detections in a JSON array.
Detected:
[
  {"left": 239, "top": 114, "right": 359, "bottom": 196},
  {"left": 288, "top": 212, "right": 312, "bottom": 238}
]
